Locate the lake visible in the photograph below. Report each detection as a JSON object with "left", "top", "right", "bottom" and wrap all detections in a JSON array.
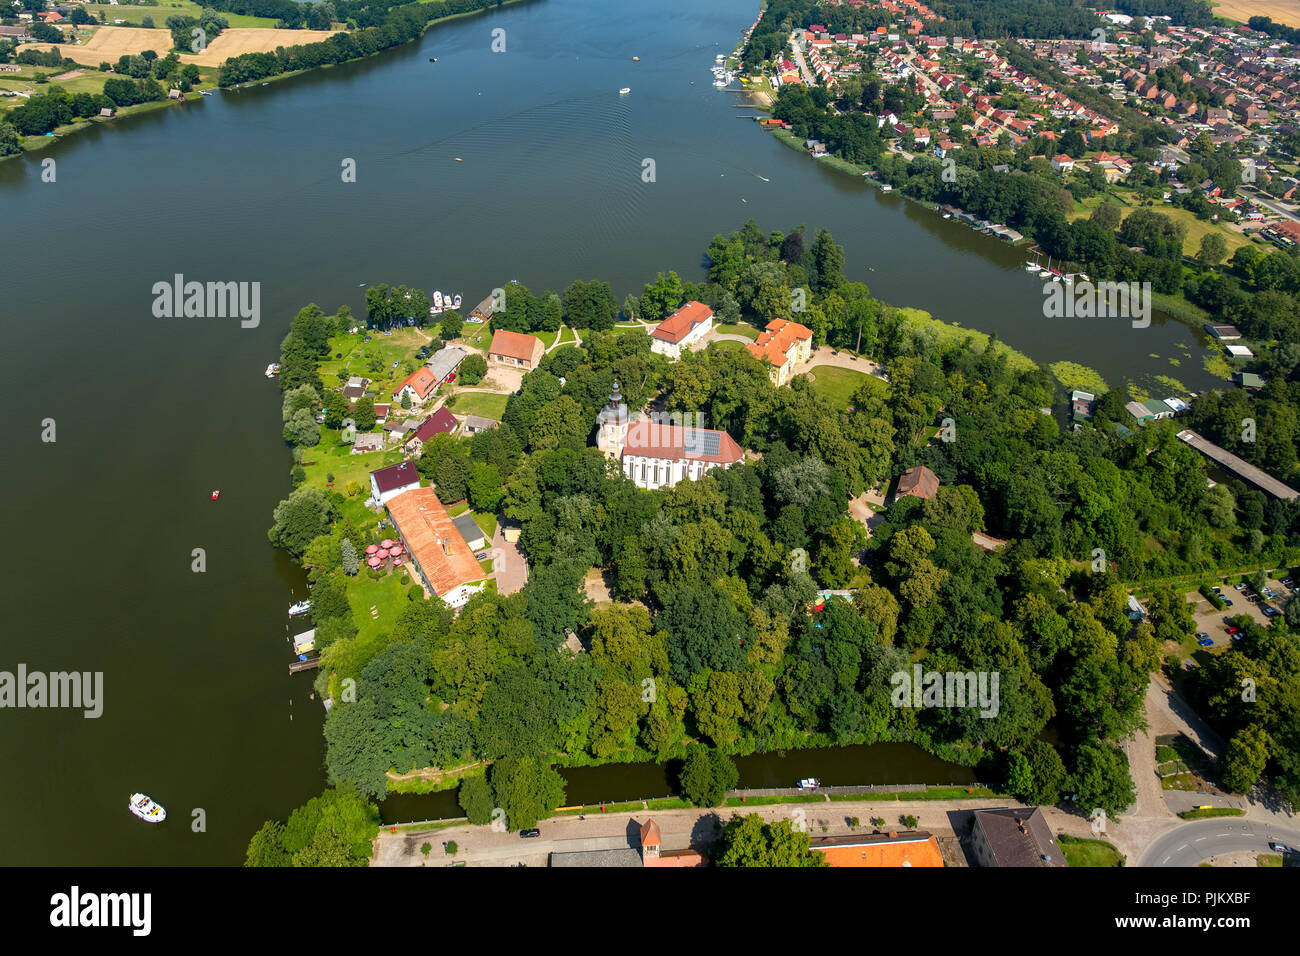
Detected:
[{"left": 0, "top": 0, "right": 1214, "bottom": 864}]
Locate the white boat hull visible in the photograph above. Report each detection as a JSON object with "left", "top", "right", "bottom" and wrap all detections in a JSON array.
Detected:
[{"left": 129, "top": 793, "right": 166, "bottom": 823}]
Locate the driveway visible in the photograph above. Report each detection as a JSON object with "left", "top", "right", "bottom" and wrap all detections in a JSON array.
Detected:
[{"left": 489, "top": 524, "right": 527, "bottom": 595}]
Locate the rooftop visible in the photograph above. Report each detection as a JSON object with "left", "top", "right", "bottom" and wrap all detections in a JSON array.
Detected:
[
  {"left": 489, "top": 329, "right": 543, "bottom": 362},
  {"left": 650, "top": 301, "right": 713, "bottom": 344},
  {"left": 622, "top": 421, "right": 744, "bottom": 464},
  {"left": 897, "top": 464, "right": 939, "bottom": 500},
  {"left": 370, "top": 460, "right": 420, "bottom": 494},
  {"left": 386, "top": 488, "right": 486, "bottom": 597},
  {"left": 810, "top": 830, "right": 944, "bottom": 867}
]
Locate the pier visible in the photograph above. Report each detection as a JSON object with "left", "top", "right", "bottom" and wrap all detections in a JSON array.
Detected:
[
  {"left": 1177, "top": 429, "right": 1299, "bottom": 501},
  {"left": 289, "top": 658, "right": 321, "bottom": 675}
]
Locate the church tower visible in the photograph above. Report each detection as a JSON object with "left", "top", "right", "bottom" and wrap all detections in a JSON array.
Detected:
[{"left": 595, "top": 380, "right": 631, "bottom": 460}]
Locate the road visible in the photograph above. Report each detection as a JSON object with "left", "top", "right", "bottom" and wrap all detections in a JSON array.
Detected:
[
  {"left": 1241, "top": 186, "right": 1300, "bottom": 223},
  {"left": 787, "top": 31, "right": 816, "bottom": 87},
  {"left": 1140, "top": 819, "right": 1300, "bottom": 867}
]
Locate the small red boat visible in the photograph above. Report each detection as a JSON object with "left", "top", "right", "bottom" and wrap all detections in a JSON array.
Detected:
[{"left": 211, "top": 490, "right": 220, "bottom": 501}]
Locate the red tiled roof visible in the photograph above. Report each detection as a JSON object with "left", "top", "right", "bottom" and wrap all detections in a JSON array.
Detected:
[
  {"left": 489, "top": 329, "right": 544, "bottom": 363},
  {"left": 386, "top": 488, "right": 485, "bottom": 599},
  {"left": 622, "top": 422, "right": 743, "bottom": 464},
  {"left": 394, "top": 367, "right": 438, "bottom": 401},
  {"left": 650, "top": 301, "right": 712, "bottom": 344},
  {"left": 811, "top": 831, "right": 944, "bottom": 867},
  {"left": 897, "top": 464, "right": 939, "bottom": 499},
  {"left": 747, "top": 318, "right": 811, "bottom": 368}
]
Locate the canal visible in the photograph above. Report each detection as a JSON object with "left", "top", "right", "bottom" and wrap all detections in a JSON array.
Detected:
[{"left": 0, "top": 0, "right": 1213, "bottom": 864}]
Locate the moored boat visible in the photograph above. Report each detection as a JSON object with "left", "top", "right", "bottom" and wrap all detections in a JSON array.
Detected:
[
  {"left": 797, "top": 778, "right": 820, "bottom": 790},
  {"left": 129, "top": 793, "right": 166, "bottom": 823},
  {"left": 289, "top": 600, "right": 311, "bottom": 617}
]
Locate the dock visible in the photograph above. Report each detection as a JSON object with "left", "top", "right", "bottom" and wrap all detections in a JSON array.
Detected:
[
  {"left": 289, "top": 658, "right": 321, "bottom": 675},
  {"left": 1177, "top": 429, "right": 1299, "bottom": 501}
]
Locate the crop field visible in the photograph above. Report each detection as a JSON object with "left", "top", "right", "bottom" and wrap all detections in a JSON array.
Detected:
[{"left": 1212, "top": 0, "right": 1300, "bottom": 29}]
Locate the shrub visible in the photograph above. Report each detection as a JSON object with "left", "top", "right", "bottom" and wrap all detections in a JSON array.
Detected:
[
  {"left": 420, "top": 842, "right": 431, "bottom": 856},
  {"left": 408, "top": 585, "right": 423, "bottom": 601}
]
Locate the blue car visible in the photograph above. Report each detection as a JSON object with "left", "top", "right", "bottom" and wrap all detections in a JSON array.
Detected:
[{"left": 1197, "top": 636, "right": 1214, "bottom": 647}]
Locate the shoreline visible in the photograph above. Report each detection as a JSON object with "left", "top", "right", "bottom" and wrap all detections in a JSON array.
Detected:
[{"left": 3, "top": 0, "right": 532, "bottom": 159}]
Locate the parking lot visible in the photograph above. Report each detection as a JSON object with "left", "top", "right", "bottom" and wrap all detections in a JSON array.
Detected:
[{"left": 1186, "top": 574, "right": 1296, "bottom": 652}]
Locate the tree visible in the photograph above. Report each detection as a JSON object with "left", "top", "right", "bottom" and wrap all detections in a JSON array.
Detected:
[
  {"left": 715, "top": 814, "right": 826, "bottom": 867},
  {"left": 458, "top": 353, "right": 487, "bottom": 386},
  {"left": 1219, "top": 723, "right": 1270, "bottom": 795},
  {"left": 351, "top": 401, "right": 377, "bottom": 432},
  {"left": 268, "top": 487, "right": 336, "bottom": 557},
  {"left": 1197, "top": 232, "right": 1227, "bottom": 269},
  {"left": 246, "top": 788, "right": 379, "bottom": 867},
  {"left": 467, "top": 462, "right": 503, "bottom": 513},
  {"left": 809, "top": 228, "right": 845, "bottom": 292},
  {"left": 1071, "top": 741, "right": 1136, "bottom": 820},
  {"left": 678, "top": 746, "right": 738, "bottom": 807},
  {"left": 489, "top": 755, "right": 566, "bottom": 830},
  {"left": 640, "top": 271, "right": 684, "bottom": 322},
  {"left": 439, "top": 309, "right": 464, "bottom": 339},
  {"left": 457, "top": 775, "right": 494, "bottom": 825},
  {"left": 340, "top": 538, "right": 359, "bottom": 576}
]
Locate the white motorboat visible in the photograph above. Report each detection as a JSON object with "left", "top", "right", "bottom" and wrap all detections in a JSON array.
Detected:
[
  {"left": 452, "top": 294, "right": 462, "bottom": 308},
  {"left": 797, "top": 778, "right": 821, "bottom": 790},
  {"left": 433, "top": 290, "right": 443, "bottom": 310},
  {"left": 129, "top": 793, "right": 166, "bottom": 823},
  {"left": 619, "top": 87, "right": 631, "bottom": 95},
  {"left": 288, "top": 600, "right": 311, "bottom": 617},
  {"left": 264, "top": 363, "right": 280, "bottom": 377}
]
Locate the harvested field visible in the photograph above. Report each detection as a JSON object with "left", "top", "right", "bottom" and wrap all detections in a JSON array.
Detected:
[
  {"left": 19, "top": 27, "right": 175, "bottom": 67},
  {"left": 1211, "top": 0, "right": 1300, "bottom": 28},
  {"left": 19, "top": 26, "right": 340, "bottom": 70},
  {"left": 179, "top": 28, "right": 339, "bottom": 68}
]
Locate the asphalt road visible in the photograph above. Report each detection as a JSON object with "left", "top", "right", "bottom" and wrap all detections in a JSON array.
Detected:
[
  {"left": 1139, "top": 819, "right": 1300, "bottom": 867},
  {"left": 1241, "top": 186, "right": 1300, "bottom": 223}
]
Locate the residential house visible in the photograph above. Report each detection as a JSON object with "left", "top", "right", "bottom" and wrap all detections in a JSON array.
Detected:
[
  {"left": 488, "top": 329, "right": 545, "bottom": 370},
  {"left": 385, "top": 488, "right": 489, "bottom": 609},
  {"left": 745, "top": 318, "right": 813, "bottom": 386},
  {"left": 392, "top": 367, "right": 439, "bottom": 408},
  {"left": 403, "top": 406, "right": 459, "bottom": 456},
  {"left": 369, "top": 460, "right": 421, "bottom": 507},
  {"left": 649, "top": 301, "right": 713, "bottom": 360},
  {"left": 350, "top": 432, "right": 386, "bottom": 455},
  {"left": 1051, "top": 153, "right": 1075, "bottom": 172},
  {"left": 426, "top": 345, "right": 468, "bottom": 386},
  {"left": 969, "top": 808, "right": 1066, "bottom": 867},
  {"left": 896, "top": 464, "right": 939, "bottom": 501}
]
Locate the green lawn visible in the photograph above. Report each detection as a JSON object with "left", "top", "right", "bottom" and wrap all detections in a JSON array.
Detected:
[
  {"left": 446, "top": 391, "right": 508, "bottom": 420},
  {"left": 346, "top": 565, "right": 419, "bottom": 646},
  {"left": 1058, "top": 834, "right": 1124, "bottom": 867},
  {"left": 472, "top": 511, "right": 497, "bottom": 539},
  {"left": 716, "top": 322, "right": 761, "bottom": 340},
  {"left": 319, "top": 327, "right": 432, "bottom": 389},
  {"left": 805, "top": 366, "right": 871, "bottom": 409}
]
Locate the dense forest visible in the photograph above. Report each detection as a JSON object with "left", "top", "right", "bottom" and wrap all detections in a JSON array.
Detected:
[{"left": 256, "top": 222, "right": 1300, "bottom": 850}]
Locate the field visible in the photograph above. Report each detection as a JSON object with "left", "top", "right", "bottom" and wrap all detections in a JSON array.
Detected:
[
  {"left": 180, "top": 28, "right": 340, "bottom": 68},
  {"left": 85, "top": 2, "right": 279, "bottom": 30},
  {"left": 18, "top": 26, "right": 339, "bottom": 69},
  {"left": 1068, "top": 192, "right": 1251, "bottom": 257},
  {"left": 1211, "top": 0, "right": 1300, "bottom": 29},
  {"left": 446, "top": 391, "right": 509, "bottom": 420}
]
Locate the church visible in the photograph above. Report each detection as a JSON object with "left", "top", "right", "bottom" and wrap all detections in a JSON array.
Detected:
[{"left": 595, "top": 382, "right": 744, "bottom": 490}]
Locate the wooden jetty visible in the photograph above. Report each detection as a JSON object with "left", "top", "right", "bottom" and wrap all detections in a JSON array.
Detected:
[{"left": 289, "top": 658, "right": 321, "bottom": 675}]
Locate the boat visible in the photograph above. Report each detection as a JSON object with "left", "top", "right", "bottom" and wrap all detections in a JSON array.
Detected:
[
  {"left": 289, "top": 600, "right": 311, "bottom": 617},
  {"left": 264, "top": 362, "right": 280, "bottom": 378},
  {"left": 211, "top": 490, "right": 220, "bottom": 501},
  {"left": 797, "top": 778, "right": 820, "bottom": 790},
  {"left": 129, "top": 793, "right": 166, "bottom": 823},
  {"left": 454, "top": 157, "right": 462, "bottom": 162},
  {"left": 433, "top": 291, "right": 443, "bottom": 310},
  {"left": 452, "top": 294, "right": 462, "bottom": 309},
  {"left": 632, "top": 56, "right": 639, "bottom": 62},
  {"left": 619, "top": 87, "right": 630, "bottom": 95},
  {"left": 429, "top": 57, "right": 437, "bottom": 62}
]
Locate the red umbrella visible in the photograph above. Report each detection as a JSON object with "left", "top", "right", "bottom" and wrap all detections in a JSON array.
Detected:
[
  {"left": 381, "top": 539, "right": 394, "bottom": 549},
  {"left": 367, "top": 556, "right": 381, "bottom": 568},
  {"left": 393, "top": 557, "right": 403, "bottom": 567},
  {"left": 375, "top": 548, "right": 388, "bottom": 558},
  {"left": 389, "top": 544, "right": 403, "bottom": 556},
  {"left": 365, "top": 544, "right": 379, "bottom": 555}
]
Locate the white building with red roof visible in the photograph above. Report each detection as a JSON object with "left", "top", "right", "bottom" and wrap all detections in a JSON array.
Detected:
[
  {"left": 649, "top": 301, "right": 713, "bottom": 360},
  {"left": 620, "top": 417, "right": 744, "bottom": 490}
]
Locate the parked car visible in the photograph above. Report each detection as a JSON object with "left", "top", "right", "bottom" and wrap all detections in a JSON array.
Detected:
[
  {"left": 1211, "top": 586, "right": 1222, "bottom": 593},
  {"left": 1264, "top": 606, "right": 1280, "bottom": 617},
  {"left": 1269, "top": 842, "right": 1293, "bottom": 853},
  {"left": 519, "top": 828, "right": 541, "bottom": 838},
  {"left": 1196, "top": 632, "right": 1210, "bottom": 640},
  {"left": 1226, "top": 626, "right": 1241, "bottom": 635},
  {"left": 1222, "top": 598, "right": 1234, "bottom": 607},
  {"left": 1197, "top": 636, "right": 1214, "bottom": 647},
  {"left": 1234, "top": 582, "right": 1247, "bottom": 591},
  {"left": 1232, "top": 634, "right": 1243, "bottom": 642}
]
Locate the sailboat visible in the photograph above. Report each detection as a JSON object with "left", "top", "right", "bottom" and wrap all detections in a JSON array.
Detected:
[
  {"left": 1038, "top": 255, "right": 1053, "bottom": 280},
  {"left": 1024, "top": 250, "right": 1042, "bottom": 272}
]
